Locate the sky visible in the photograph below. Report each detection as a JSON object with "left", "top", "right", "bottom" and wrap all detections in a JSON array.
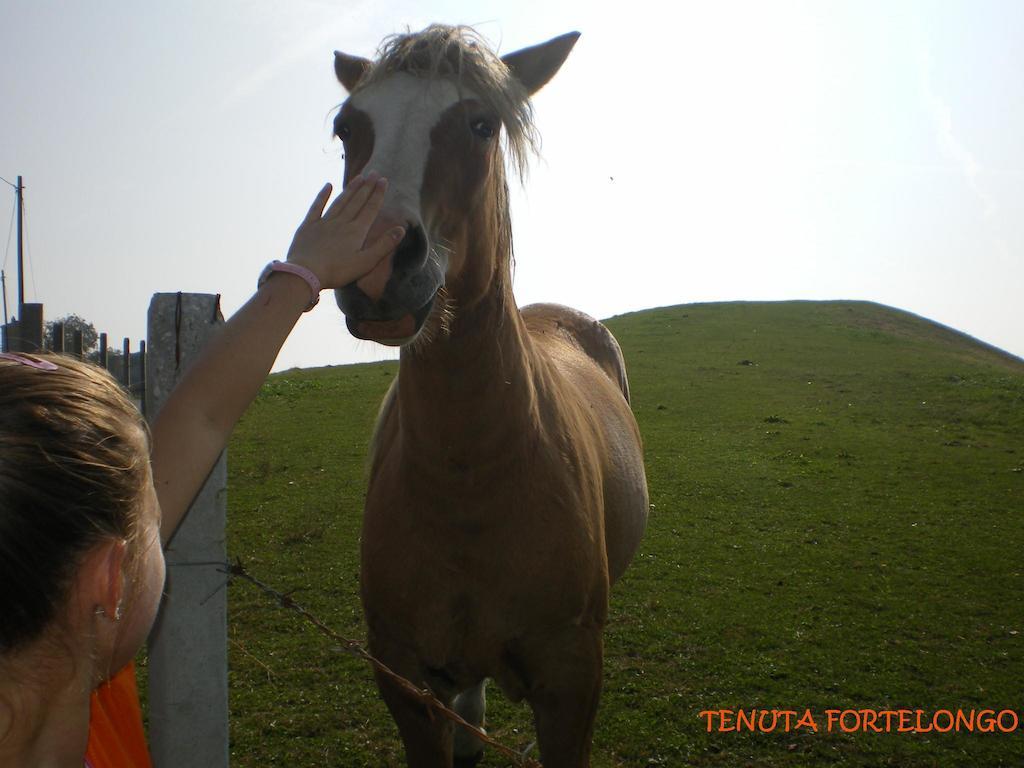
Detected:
[{"left": 1, "top": 0, "right": 1022, "bottom": 370}]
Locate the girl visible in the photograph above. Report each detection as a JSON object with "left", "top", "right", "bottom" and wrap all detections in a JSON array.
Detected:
[{"left": 0, "top": 172, "right": 402, "bottom": 767}]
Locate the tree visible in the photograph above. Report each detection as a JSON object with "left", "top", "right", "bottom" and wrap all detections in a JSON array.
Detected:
[{"left": 46, "top": 314, "right": 98, "bottom": 353}]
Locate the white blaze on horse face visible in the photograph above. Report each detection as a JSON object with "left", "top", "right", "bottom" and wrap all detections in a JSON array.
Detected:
[{"left": 350, "top": 73, "right": 471, "bottom": 224}]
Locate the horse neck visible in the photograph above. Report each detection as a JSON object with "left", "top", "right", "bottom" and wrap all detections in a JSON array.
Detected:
[{"left": 396, "top": 181, "right": 539, "bottom": 456}]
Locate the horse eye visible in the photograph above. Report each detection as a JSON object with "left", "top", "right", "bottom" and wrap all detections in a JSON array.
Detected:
[
  {"left": 335, "top": 121, "right": 352, "bottom": 141},
  {"left": 470, "top": 119, "right": 495, "bottom": 140}
]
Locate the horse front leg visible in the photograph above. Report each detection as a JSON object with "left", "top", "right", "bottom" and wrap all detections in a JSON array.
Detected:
[
  {"left": 520, "top": 626, "right": 604, "bottom": 768},
  {"left": 369, "top": 636, "right": 454, "bottom": 768}
]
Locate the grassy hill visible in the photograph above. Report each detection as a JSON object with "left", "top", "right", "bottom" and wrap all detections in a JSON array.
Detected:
[{"left": 215, "top": 300, "right": 1024, "bottom": 767}]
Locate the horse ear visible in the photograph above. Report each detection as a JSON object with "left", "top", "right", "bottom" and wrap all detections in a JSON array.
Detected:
[
  {"left": 501, "top": 32, "right": 580, "bottom": 96},
  {"left": 334, "top": 51, "right": 371, "bottom": 92}
]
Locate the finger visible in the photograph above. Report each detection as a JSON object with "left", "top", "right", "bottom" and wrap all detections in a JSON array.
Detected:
[
  {"left": 362, "top": 226, "right": 406, "bottom": 262},
  {"left": 336, "top": 226, "right": 404, "bottom": 286},
  {"left": 324, "top": 173, "right": 368, "bottom": 219},
  {"left": 303, "top": 183, "right": 332, "bottom": 225},
  {"left": 327, "top": 170, "right": 379, "bottom": 220},
  {"left": 349, "top": 177, "right": 389, "bottom": 227},
  {"left": 336, "top": 174, "right": 382, "bottom": 223}
]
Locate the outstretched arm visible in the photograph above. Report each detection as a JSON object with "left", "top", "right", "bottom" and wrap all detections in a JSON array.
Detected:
[{"left": 151, "top": 174, "right": 401, "bottom": 543}]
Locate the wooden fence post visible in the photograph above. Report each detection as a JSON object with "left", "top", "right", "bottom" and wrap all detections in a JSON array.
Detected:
[
  {"left": 99, "top": 332, "right": 109, "bottom": 369},
  {"left": 145, "top": 293, "right": 227, "bottom": 768},
  {"left": 52, "top": 322, "right": 65, "bottom": 353},
  {"left": 123, "top": 336, "right": 131, "bottom": 388},
  {"left": 71, "top": 329, "right": 83, "bottom": 359},
  {"left": 17, "top": 303, "right": 44, "bottom": 352},
  {"left": 138, "top": 339, "right": 147, "bottom": 415}
]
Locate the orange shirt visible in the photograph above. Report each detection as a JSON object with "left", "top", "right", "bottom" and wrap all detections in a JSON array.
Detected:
[{"left": 84, "top": 662, "right": 153, "bottom": 768}]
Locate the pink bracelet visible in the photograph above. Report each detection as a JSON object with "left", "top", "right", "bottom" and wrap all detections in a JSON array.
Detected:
[{"left": 257, "top": 260, "right": 321, "bottom": 311}]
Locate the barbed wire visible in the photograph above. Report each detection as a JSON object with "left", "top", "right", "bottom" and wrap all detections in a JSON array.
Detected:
[{"left": 222, "top": 558, "right": 542, "bottom": 768}]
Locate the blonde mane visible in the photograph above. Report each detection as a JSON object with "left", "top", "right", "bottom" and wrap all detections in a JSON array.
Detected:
[{"left": 355, "top": 24, "right": 539, "bottom": 178}]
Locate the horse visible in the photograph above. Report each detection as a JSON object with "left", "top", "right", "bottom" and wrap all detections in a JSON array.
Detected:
[{"left": 331, "top": 25, "right": 649, "bottom": 767}]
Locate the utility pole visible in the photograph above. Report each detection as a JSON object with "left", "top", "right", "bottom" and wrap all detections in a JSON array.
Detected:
[{"left": 16, "top": 175, "right": 25, "bottom": 316}]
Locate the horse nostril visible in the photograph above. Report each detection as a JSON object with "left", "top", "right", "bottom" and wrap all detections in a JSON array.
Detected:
[{"left": 393, "top": 225, "right": 427, "bottom": 270}]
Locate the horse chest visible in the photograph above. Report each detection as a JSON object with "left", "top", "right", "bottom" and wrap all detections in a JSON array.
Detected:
[
  {"left": 362, "top": 513, "right": 597, "bottom": 611},
  {"left": 361, "top": 491, "right": 605, "bottom": 661}
]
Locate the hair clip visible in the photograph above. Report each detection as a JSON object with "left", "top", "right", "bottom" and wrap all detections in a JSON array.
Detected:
[{"left": 0, "top": 352, "right": 59, "bottom": 371}]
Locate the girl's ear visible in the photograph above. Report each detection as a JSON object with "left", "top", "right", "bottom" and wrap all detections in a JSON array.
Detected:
[
  {"left": 501, "top": 32, "right": 581, "bottom": 96},
  {"left": 77, "top": 538, "right": 127, "bottom": 623},
  {"left": 334, "top": 51, "right": 372, "bottom": 92}
]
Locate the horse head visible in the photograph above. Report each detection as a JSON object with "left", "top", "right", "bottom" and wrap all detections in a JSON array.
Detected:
[{"left": 332, "top": 25, "right": 578, "bottom": 346}]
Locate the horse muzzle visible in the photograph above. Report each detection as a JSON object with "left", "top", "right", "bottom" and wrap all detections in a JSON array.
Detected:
[
  {"left": 335, "top": 222, "right": 443, "bottom": 346},
  {"left": 344, "top": 295, "right": 437, "bottom": 346}
]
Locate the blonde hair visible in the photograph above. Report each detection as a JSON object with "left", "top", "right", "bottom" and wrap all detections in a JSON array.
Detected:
[{"left": 0, "top": 354, "right": 150, "bottom": 653}]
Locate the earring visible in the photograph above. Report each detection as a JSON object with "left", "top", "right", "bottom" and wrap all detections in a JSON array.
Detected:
[{"left": 96, "top": 604, "right": 124, "bottom": 622}]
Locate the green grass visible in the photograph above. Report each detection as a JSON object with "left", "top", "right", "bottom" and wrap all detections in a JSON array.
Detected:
[{"left": 213, "top": 301, "right": 1024, "bottom": 767}]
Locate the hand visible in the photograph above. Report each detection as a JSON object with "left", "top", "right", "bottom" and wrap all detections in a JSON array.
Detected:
[{"left": 286, "top": 173, "right": 405, "bottom": 289}]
